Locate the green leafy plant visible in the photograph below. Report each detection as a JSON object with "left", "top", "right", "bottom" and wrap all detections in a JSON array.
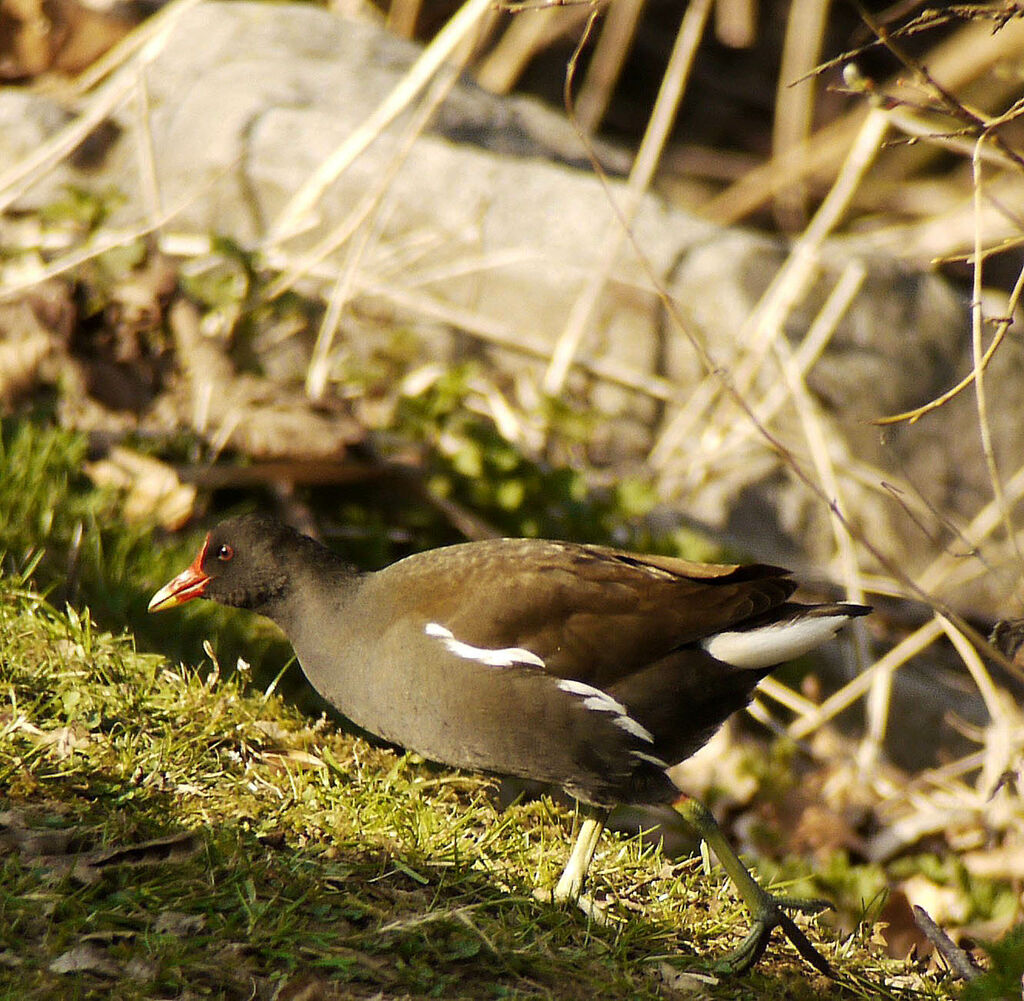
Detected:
[{"left": 962, "top": 926, "right": 1024, "bottom": 1001}]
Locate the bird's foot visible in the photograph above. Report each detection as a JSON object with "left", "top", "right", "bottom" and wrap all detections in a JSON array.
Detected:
[
  {"left": 673, "top": 794, "right": 834, "bottom": 976},
  {"left": 575, "top": 893, "right": 611, "bottom": 924},
  {"left": 716, "top": 892, "right": 832, "bottom": 976},
  {"left": 532, "top": 884, "right": 612, "bottom": 924}
]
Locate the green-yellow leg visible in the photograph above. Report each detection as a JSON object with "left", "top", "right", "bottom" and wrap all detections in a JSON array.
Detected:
[{"left": 674, "top": 794, "right": 833, "bottom": 976}]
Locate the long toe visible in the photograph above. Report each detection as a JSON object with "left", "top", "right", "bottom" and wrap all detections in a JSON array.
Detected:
[
  {"left": 718, "top": 894, "right": 833, "bottom": 976},
  {"left": 774, "top": 894, "right": 832, "bottom": 917}
]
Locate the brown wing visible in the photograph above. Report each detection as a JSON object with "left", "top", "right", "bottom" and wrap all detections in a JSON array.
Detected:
[{"left": 376, "top": 538, "right": 796, "bottom": 687}]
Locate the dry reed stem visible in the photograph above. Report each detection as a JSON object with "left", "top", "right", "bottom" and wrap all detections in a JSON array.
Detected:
[
  {"left": 386, "top": 0, "right": 423, "bottom": 39},
  {"left": 771, "top": 0, "right": 830, "bottom": 229},
  {"left": 267, "top": 0, "right": 494, "bottom": 245},
  {"left": 267, "top": 7, "right": 499, "bottom": 307},
  {"left": 766, "top": 282, "right": 863, "bottom": 586},
  {"left": 303, "top": 60, "right": 465, "bottom": 400},
  {"left": 762, "top": 282, "right": 876, "bottom": 760},
  {"left": 844, "top": 172, "right": 1024, "bottom": 264},
  {"left": 366, "top": 282, "right": 684, "bottom": 402},
  {"left": 717, "top": 260, "right": 865, "bottom": 465},
  {"left": 705, "top": 15, "right": 1024, "bottom": 225},
  {"left": 660, "top": 259, "right": 866, "bottom": 535},
  {"left": 937, "top": 615, "right": 1017, "bottom": 797},
  {"left": 787, "top": 618, "right": 945, "bottom": 742},
  {"left": 68, "top": 0, "right": 205, "bottom": 94},
  {"left": 475, "top": 3, "right": 593, "bottom": 94},
  {"left": 706, "top": 106, "right": 870, "bottom": 227},
  {"left": 131, "top": 64, "right": 162, "bottom": 225},
  {"left": 371, "top": 245, "right": 543, "bottom": 293},
  {"left": 573, "top": 0, "right": 645, "bottom": 133},
  {"left": 916, "top": 461, "right": 1024, "bottom": 598},
  {"left": 756, "top": 676, "right": 817, "bottom": 718},
  {"left": 650, "top": 103, "right": 889, "bottom": 473},
  {"left": 713, "top": 0, "right": 755, "bottom": 48},
  {"left": 264, "top": 168, "right": 419, "bottom": 304},
  {"left": 876, "top": 102, "right": 1021, "bottom": 174},
  {"left": 970, "top": 135, "right": 1023, "bottom": 572},
  {"left": 542, "top": 0, "right": 712, "bottom": 396}
]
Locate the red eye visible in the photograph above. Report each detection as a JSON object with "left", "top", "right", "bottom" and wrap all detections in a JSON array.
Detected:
[{"left": 217, "top": 544, "right": 234, "bottom": 562}]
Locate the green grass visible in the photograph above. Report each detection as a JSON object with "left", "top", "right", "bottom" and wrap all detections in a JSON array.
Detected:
[{"left": 0, "top": 569, "right": 951, "bottom": 1000}]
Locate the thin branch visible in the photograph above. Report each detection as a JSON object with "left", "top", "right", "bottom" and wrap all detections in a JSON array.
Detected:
[{"left": 970, "top": 133, "right": 1024, "bottom": 569}]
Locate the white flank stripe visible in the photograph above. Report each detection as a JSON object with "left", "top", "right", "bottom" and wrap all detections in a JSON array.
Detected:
[
  {"left": 558, "top": 679, "right": 624, "bottom": 714},
  {"left": 631, "top": 750, "right": 670, "bottom": 769},
  {"left": 614, "top": 715, "right": 656, "bottom": 743},
  {"left": 557, "top": 678, "right": 606, "bottom": 699},
  {"left": 701, "top": 614, "right": 850, "bottom": 670},
  {"left": 582, "top": 693, "right": 629, "bottom": 715},
  {"left": 424, "top": 622, "right": 545, "bottom": 668},
  {"left": 557, "top": 679, "right": 654, "bottom": 744}
]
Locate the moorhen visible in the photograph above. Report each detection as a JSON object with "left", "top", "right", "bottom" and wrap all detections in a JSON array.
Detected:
[{"left": 150, "top": 514, "right": 869, "bottom": 974}]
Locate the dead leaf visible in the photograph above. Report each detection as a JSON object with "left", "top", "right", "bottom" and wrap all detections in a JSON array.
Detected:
[
  {"left": 49, "top": 943, "right": 118, "bottom": 977},
  {"left": 275, "top": 975, "right": 378, "bottom": 1000},
  {"left": 124, "top": 956, "right": 159, "bottom": 981},
  {"left": 791, "top": 802, "right": 866, "bottom": 860},
  {"left": 27, "top": 830, "right": 203, "bottom": 884},
  {"left": 81, "top": 929, "right": 135, "bottom": 945},
  {"left": 0, "top": 0, "right": 133, "bottom": 78},
  {"left": 154, "top": 910, "right": 206, "bottom": 937},
  {"left": 167, "top": 297, "right": 363, "bottom": 461},
  {"left": 43, "top": 724, "right": 93, "bottom": 760},
  {"left": 88, "top": 830, "right": 201, "bottom": 870},
  {"left": 260, "top": 749, "right": 327, "bottom": 771},
  {"left": 0, "top": 809, "right": 76, "bottom": 857},
  {"left": 3, "top": 716, "right": 98, "bottom": 762},
  {"left": 84, "top": 446, "right": 197, "bottom": 529},
  {"left": 253, "top": 719, "right": 292, "bottom": 741},
  {"left": 879, "top": 889, "right": 933, "bottom": 960},
  {"left": 657, "top": 961, "right": 718, "bottom": 996},
  {"left": 961, "top": 843, "right": 1024, "bottom": 881}
]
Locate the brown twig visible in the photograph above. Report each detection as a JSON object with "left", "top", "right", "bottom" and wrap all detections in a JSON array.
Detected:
[{"left": 911, "top": 906, "right": 982, "bottom": 981}]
